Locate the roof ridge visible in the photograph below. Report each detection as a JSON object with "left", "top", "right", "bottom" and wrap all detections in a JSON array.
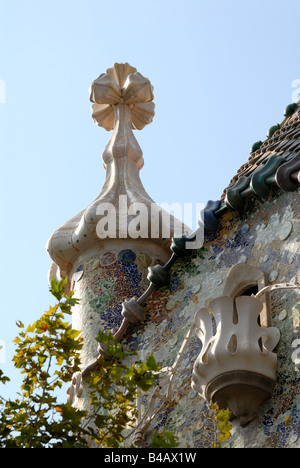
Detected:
[{"left": 221, "top": 101, "right": 300, "bottom": 200}]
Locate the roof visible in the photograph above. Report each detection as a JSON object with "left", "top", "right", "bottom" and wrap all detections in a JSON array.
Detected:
[
  {"left": 223, "top": 102, "right": 300, "bottom": 194},
  {"left": 201, "top": 102, "right": 300, "bottom": 233}
]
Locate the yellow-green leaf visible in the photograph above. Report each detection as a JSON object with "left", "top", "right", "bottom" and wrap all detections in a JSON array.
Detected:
[{"left": 26, "top": 323, "right": 36, "bottom": 333}]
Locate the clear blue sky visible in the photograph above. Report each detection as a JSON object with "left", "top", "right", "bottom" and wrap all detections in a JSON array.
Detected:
[{"left": 0, "top": 0, "right": 299, "bottom": 400}]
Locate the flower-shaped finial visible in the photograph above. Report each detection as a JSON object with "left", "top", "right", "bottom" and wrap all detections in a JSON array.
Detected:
[
  {"left": 47, "top": 65, "right": 189, "bottom": 288},
  {"left": 89, "top": 62, "right": 155, "bottom": 131}
]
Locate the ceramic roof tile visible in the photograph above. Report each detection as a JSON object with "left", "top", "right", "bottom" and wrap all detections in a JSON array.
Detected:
[{"left": 221, "top": 104, "right": 300, "bottom": 200}]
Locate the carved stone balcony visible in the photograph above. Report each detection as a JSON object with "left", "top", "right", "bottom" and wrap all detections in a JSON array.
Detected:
[{"left": 191, "top": 295, "right": 280, "bottom": 426}]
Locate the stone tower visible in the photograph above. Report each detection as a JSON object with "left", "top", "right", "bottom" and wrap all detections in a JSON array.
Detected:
[{"left": 46, "top": 63, "right": 191, "bottom": 416}]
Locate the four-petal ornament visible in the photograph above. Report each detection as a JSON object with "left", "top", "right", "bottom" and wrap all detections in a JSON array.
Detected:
[{"left": 89, "top": 62, "right": 155, "bottom": 130}]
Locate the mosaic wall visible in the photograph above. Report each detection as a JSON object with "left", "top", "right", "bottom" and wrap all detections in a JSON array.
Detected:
[
  {"left": 72, "top": 248, "right": 163, "bottom": 370},
  {"left": 72, "top": 188, "right": 300, "bottom": 448}
]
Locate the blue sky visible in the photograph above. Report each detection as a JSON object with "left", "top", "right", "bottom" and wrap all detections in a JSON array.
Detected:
[{"left": 0, "top": 0, "right": 299, "bottom": 400}]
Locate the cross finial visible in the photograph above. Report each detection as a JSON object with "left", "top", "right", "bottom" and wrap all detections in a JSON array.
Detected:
[
  {"left": 89, "top": 63, "right": 155, "bottom": 170},
  {"left": 47, "top": 64, "right": 188, "bottom": 286},
  {"left": 89, "top": 62, "right": 155, "bottom": 131}
]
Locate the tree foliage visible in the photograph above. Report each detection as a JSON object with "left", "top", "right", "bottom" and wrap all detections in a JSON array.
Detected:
[
  {"left": 83, "top": 330, "right": 161, "bottom": 448},
  {"left": 204, "top": 403, "right": 233, "bottom": 448},
  {"left": 150, "top": 429, "right": 179, "bottom": 448},
  {"left": 0, "top": 278, "right": 161, "bottom": 448},
  {"left": 0, "top": 277, "right": 230, "bottom": 449}
]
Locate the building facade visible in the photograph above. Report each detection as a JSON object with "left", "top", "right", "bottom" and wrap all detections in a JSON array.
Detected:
[{"left": 47, "top": 63, "right": 300, "bottom": 448}]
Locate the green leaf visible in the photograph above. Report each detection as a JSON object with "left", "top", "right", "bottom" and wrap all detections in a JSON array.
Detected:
[
  {"left": 146, "top": 354, "right": 159, "bottom": 371},
  {"left": 50, "top": 276, "right": 68, "bottom": 301},
  {"left": 96, "top": 331, "right": 111, "bottom": 344},
  {"left": 68, "top": 329, "right": 81, "bottom": 340},
  {"left": 26, "top": 323, "right": 36, "bottom": 333},
  {"left": 150, "top": 430, "right": 179, "bottom": 448},
  {"left": 0, "top": 370, "right": 10, "bottom": 385}
]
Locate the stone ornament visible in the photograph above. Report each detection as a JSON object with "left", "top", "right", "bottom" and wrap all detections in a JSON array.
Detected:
[
  {"left": 67, "top": 371, "right": 83, "bottom": 404},
  {"left": 47, "top": 63, "right": 189, "bottom": 284},
  {"left": 90, "top": 62, "right": 155, "bottom": 131},
  {"left": 192, "top": 295, "right": 280, "bottom": 426},
  {"left": 121, "top": 297, "right": 145, "bottom": 323}
]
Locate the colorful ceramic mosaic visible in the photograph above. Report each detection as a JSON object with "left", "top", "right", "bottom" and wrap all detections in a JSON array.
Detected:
[
  {"left": 70, "top": 188, "right": 300, "bottom": 448},
  {"left": 151, "top": 188, "right": 299, "bottom": 449}
]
